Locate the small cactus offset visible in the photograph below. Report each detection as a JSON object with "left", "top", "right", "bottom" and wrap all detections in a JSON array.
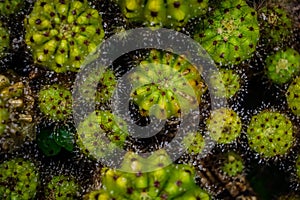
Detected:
[
  {"left": 206, "top": 107, "right": 242, "bottom": 144},
  {"left": 76, "top": 110, "right": 129, "bottom": 159},
  {"left": 24, "top": 0, "right": 105, "bottom": 73},
  {"left": 221, "top": 152, "right": 244, "bottom": 177},
  {"left": 0, "top": 158, "right": 39, "bottom": 200},
  {"left": 0, "top": 23, "right": 9, "bottom": 59},
  {"left": 38, "top": 84, "right": 72, "bottom": 121},
  {"left": 265, "top": 48, "right": 300, "bottom": 85},
  {"left": 45, "top": 175, "right": 80, "bottom": 200},
  {"left": 286, "top": 76, "right": 300, "bottom": 116},
  {"left": 247, "top": 110, "right": 295, "bottom": 158},
  {"left": 194, "top": 0, "right": 260, "bottom": 66},
  {"left": 115, "top": 0, "right": 208, "bottom": 28},
  {"left": 129, "top": 50, "right": 207, "bottom": 119}
]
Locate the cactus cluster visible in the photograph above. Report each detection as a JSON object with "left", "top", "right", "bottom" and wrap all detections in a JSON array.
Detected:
[
  {"left": 206, "top": 107, "right": 242, "bottom": 144},
  {"left": 247, "top": 110, "right": 295, "bottom": 158},
  {"left": 115, "top": 0, "right": 208, "bottom": 28},
  {"left": 38, "top": 84, "right": 72, "bottom": 121},
  {"left": 193, "top": 0, "right": 260, "bottom": 66},
  {"left": 130, "top": 49, "right": 207, "bottom": 119},
  {"left": 286, "top": 76, "right": 300, "bottom": 116},
  {"left": 45, "top": 175, "right": 79, "bottom": 200},
  {"left": 85, "top": 150, "right": 211, "bottom": 199},
  {"left": 265, "top": 48, "right": 300, "bottom": 85},
  {"left": 0, "top": 74, "right": 35, "bottom": 152},
  {"left": 0, "top": 158, "right": 39, "bottom": 200},
  {"left": 76, "top": 110, "right": 129, "bottom": 159},
  {"left": 24, "top": 0, "right": 105, "bottom": 73},
  {"left": 0, "top": 23, "right": 9, "bottom": 59}
]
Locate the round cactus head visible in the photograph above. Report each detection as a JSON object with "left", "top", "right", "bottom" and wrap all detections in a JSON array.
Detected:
[
  {"left": 0, "top": 158, "right": 39, "bottom": 199},
  {"left": 194, "top": 0, "right": 260, "bottom": 66},
  {"left": 0, "top": 0, "right": 23, "bottom": 16},
  {"left": 45, "top": 175, "right": 79, "bottom": 199},
  {"left": 266, "top": 48, "right": 300, "bottom": 85},
  {"left": 221, "top": 151, "right": 244, "bottom": 177},
  {"left": 24, "top": 0, "right": 105, "bottom": 73},
  {"left": 286, "top": 76, "right": 300, "bottom": 116},
  {"left": 247, "top": 110, "right": 295, "bottom": 158}
]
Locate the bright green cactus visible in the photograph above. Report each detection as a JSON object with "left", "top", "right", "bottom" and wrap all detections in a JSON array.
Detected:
[
  {"left": 194, "top": 0, "right": 260, "bottom": 66},
  {"left": 0, "top": 158, "right": 39, "bottom": 200},
  {"left": 0, "top": 0, "right": 23, "bottom": 16},
  {"left": 45, "top": 175, "right": 79, "bottom": 199},
  {"left": 0, "top": 23, "right": 10, "bottom": 59},
  {"left": 209, "top": 68, "right": 241, "bottom": 98},
  {"left": 266, "top": 48, "right": 300, "bottom": 84},
  {"left": 38, "top": 84, "right": 72, "bottom": 121},
  {"left": 80, "top": 68, "right": 117, "bottom": 104},
  {"left": 76, "top": 110, "right": 129, "bottom": 159},
  {"left": 115, "top": 0, "right": 208, "bottom": 28},
  {"left": 24, "top": 0, "right": 105, "bottom": 73},
  {"left": 84, "top": 149, "right": 211, "bottom": 199},
  {"left": 130, "top": 50, "right": 207, "bottom": 119},
  {"left": 182, "top": 131, "right": 206, "bottom": 155},
  {"left": 221, "top": 152, "right": 244, "bottom": 177},
  {"left": 206, "top": 107, "right": 242, "bottom": 144},
  {"left": 259, "top": 5, "right": 293, "bottom": 45},
  {"left": 286, "top": 77, "right": 300, "bottom": 116},
  {"left": 247, "top": 110, "right": 295, "bottom": 158},
  {"left": 0, "top": 97, "right": 9, "bottom": 135}
]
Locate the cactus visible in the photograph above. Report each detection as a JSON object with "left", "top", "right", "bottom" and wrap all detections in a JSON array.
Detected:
[
  {"left": 265, "top": 48, "right": 300, "bottom": 85},
  {"left": 0, "top": 23, "right": 9, "bottom": 59},
  {"left": 0, "top": 158, "right": 39, "bottom": 200},
  {"left": 115, "top": 0, "right": 208, "bottom": 28},
  {"left": 286, "top": 76, "right": 300, "bottom": 116},
  {"left": 38, "top": 84, "right": 72, "bottom": 121},
  {"left": 247, "top": 110, "right": 295, "bottom": 158},
  {"left": 129, "top": 50, "right": 207, "bottom": 119},
  {"left": 0, "top": 0, "right": 23, "bottom": 16},
  {"left": 209, "top": 68, "right": 241, "bottom": 98},
  {"left": 76, "top": 110, "right": 129, "bottom": 159},
  {"left": 206, "top": 107, "right": 242, "bottom": 144},
  {"left": 258, "top": 5, "right": 293, "bottom": 45},
  {"left": 24, "top": 0, "right": 105, "bottom": 73},
  {"left": 296, "top": 154, "right": 300, "bottom": 179},
  {"left": 221, "top": 152, "right": 244, "bottom": 177},
  {"left": 84, "top": 149, "right": 211, "bottom": 199},
  {"left": 45, "top": 175, "right": 79, "bottom": 200},
  {"left": 182, "top": 131, "right": 206, "bottom": 155},
  {"left": 194, "top": 0, "right": 260, "bottom": 66}
]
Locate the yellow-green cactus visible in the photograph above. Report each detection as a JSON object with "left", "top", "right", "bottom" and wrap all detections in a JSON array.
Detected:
[
  {"left": 0, "top": 23, "right": 10, "bottom": 59},
  {"left": 286, "top": 76, "right": 300, "bottom": 116},
  {"left": 24, "top": 0, "right": 105, "bottom": 73},
  {"left": 266, "top": 48, "right": 300, "bottom": 85},
  {"left": 194, "top": 0, "right": 260, "bottom": 66},
  {"left": 0, "top": 0, "right": 23, "bottom": 16},
  {"left": 221, "top": 152, "right": 244, "bottom": 177},
  {"left": 130, "top": 50, "right": 207, "bottom": 119},
  {"left": 0, "top": 158, "right": 39, "bottom": 200},
  {"left": 206, "top": 107, "right": 242, "bottom": 144},
  {"left": 247, "top": 110, "right": 295, "bottom": 158}
]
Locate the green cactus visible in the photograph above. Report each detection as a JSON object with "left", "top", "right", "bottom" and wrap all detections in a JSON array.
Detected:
[
  {"left": 206, "top": 107, "right": 242, "bottom": 144},
  {"left": 259, "top": 5, "right": 293, "bottom": 45},
  {"left": 45, "top": 175, "right": 79, "bottom": 200},
  {"left": 265, "top": 48, "right": 300, "bottom": 85},
  {"left": 286, "top": 77, "right": 300, "bottom": 116},
  {"left": 130, "top": 50, "right": 207, "bottom": 119},
  {"left": 0, "top": 158, "right": 39, "bottom": 200},
  {"left": 209, "top": 68, "right": 241, "bottom": 98},
  {"left": 84, "top": 149, "right": 211, "bottom": 199},
  {"left": 0, "top": 0, "right": 23, "bottom": 16},
  {"left": 38, "top": 84, "right": 72, "bottom": 121},
  {"left": 24, "top": 0, "right": 105, "bottom": 73},
  {"left": 115, "top": 0, "right": 208, "bottom": 28},
  {"left": 247, "top": 110, "right": 295, "bottom": 158},
  {"left": 0, "top": 97, "right": 9, "bottom": 135},
  {"left": 221, "top": 152, "right": 244, "bottom": 177},
  {"left": 182, "top": 131, "right": 206, "bottom": 155},
  {"left": 0, "top": 23, "right": 10, "bottom": 59},
  {"left": 194, "top": 0, "right": 260, "bottom": 66},
  {"left": 76, "top": 110, "right": 129, "bottom": 159}
]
